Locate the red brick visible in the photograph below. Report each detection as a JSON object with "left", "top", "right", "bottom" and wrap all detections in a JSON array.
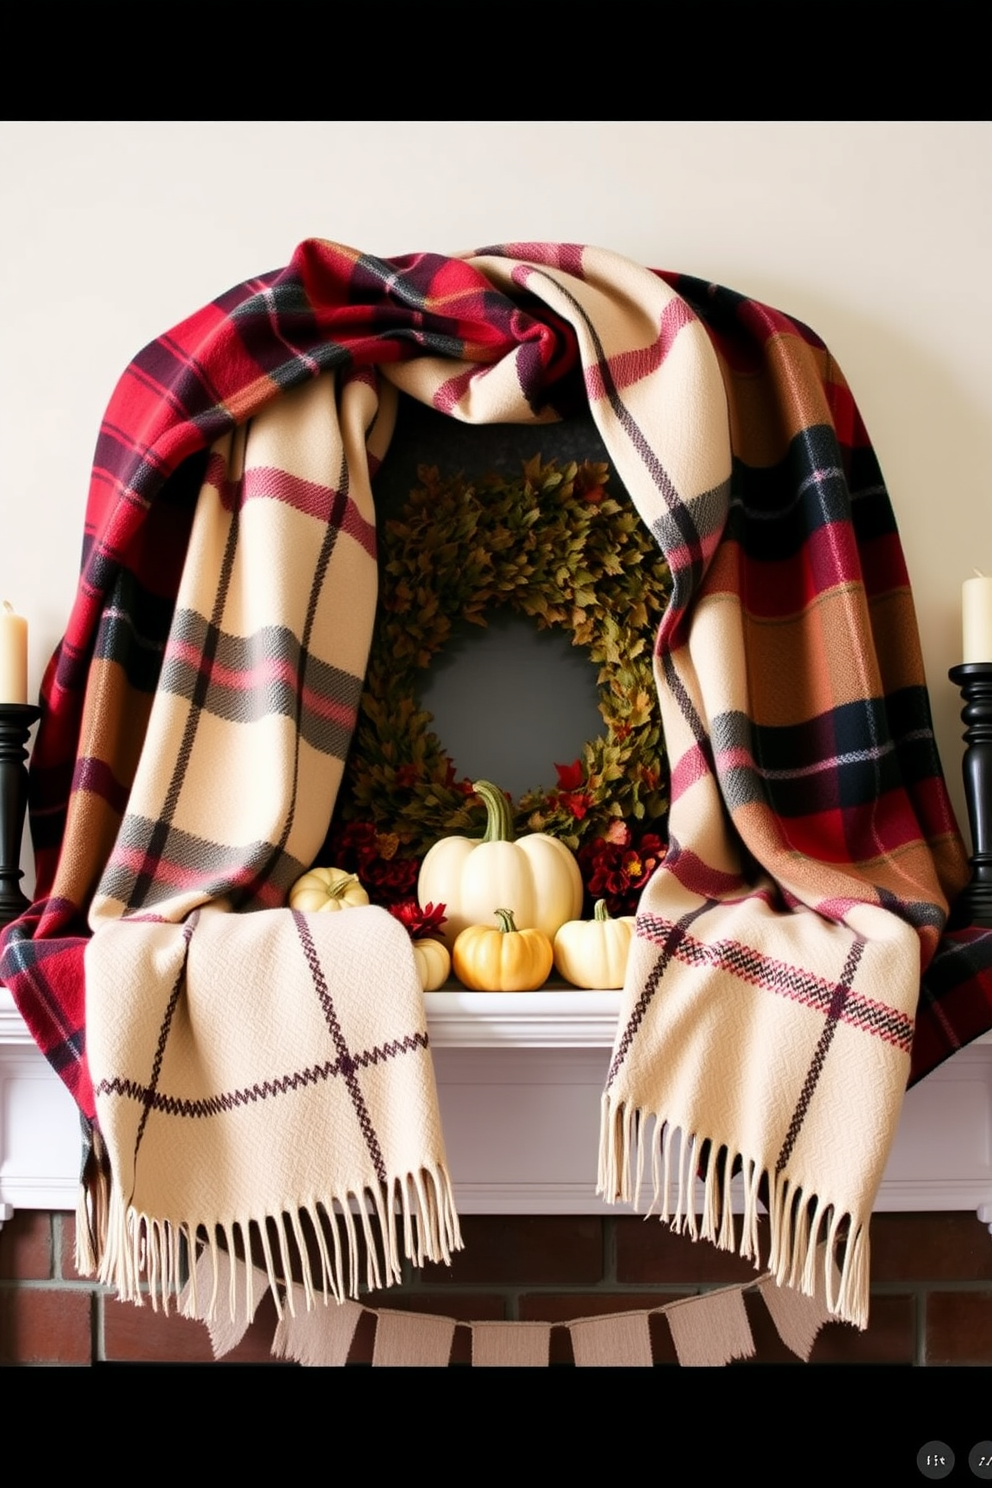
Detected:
[
  {"left": 870, "top": 1213, "right": 992, "bottom": 1284},
  {"left": 740, "top": 1289, "right": 916, "bottom": 1364},
  {"left": 615, "top": 1215, "right": 771, "bottom": 1285},
  {"left": 360, "top": 1289, "right": 506, "bottom": 1323},
  {"left": 0, "top": 1210, "right": 53, "bottom": 1281},
  {"left": 103, "top": 1289, "right": 289, "bottom": 1363},
  {"left": 810, "top": 1293, "right": 916, "bottom": 1365},
  {"left": 518, "top": 1291, "right": 684, "bottom": 1365},
  {"left": 224, "top": 1292, "right": 293, "bottom": 1363},
  {"left": 103, "top": 1296, "right": 218, "bottom": 1362},
  {"left": 926, "top": 1291, "right": 992, "bottom": 1364},
  {"left": 58, "top": 1212, "right": 90, "bottom": 1283},
  {"left": 0, "top": 1287, "right": 92, "bottom": 1363},
  {"left": 421, "top": 1216, "right": 603, "bottom": 1285}
]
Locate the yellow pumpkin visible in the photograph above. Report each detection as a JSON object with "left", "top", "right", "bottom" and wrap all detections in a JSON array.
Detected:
[
  {"left": 413, "top": 937, "right": 451, "bottom": 992},
  {"left": 553, "top": 898, "right": 635, "bottom": 989},
  {"left": 418, "top": 779, "right": 582, "bottom": 947},
  {"left": 452, "top": 908, "right": 554, "bottom": 992},
  {"left": 288, "top": 867, "right": 370, "bottom": 913}
]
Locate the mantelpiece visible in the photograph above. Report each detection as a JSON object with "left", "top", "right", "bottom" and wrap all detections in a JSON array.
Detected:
[{"left": 2, "top": 985, "right": 991, "bottom": 1232}]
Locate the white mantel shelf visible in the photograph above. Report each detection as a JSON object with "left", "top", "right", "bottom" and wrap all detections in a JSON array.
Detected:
[
  {"left": 2, "top": 986, "right": 991, "bottom": 1229},
  {"left": 423, "top": 986, "right": 622, "bottom": 1045}
]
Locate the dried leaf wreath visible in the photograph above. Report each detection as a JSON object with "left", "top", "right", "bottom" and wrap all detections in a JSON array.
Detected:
[{"left": 327, "top": 456, "right": 672, "bottom": 890}]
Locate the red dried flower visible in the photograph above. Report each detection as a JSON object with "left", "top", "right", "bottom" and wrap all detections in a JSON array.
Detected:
[
  {"left": 360, "top": 854, "right": 419, "bottom": 905},
  {"left": 555, "top": 759, "right": 585, "bottom": 792},
  {"left": 577, "top": 829, "right": 666, "bottom": 917},
  {"left": 560, "top": 791, "right": 592, "bottom": 821},
  {"left": 390, "top": 900, "right": 448, "bottom": 940},
  {"left": 324, "top": 819, "right": 421, "bottom": 907}
]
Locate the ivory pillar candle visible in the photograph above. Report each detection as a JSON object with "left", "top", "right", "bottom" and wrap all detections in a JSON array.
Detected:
[
  {"left": 963, "top": 573, "right": 992, "bottom": 663},
  {"left": 0, "top": 602, "right": 27, "bottom": 705}
]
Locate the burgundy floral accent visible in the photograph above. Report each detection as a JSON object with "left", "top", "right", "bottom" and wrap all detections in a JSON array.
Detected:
[
  {"left": 362, "top": 856, "right": 419, "bottom": 904},
  {"left": 326, "top": 820, "right": 377, "bottom": 868},
  {"left": 555, "top": 760, "right": 584, "bottom": 791},
  {"left": 324, "top": 819, "right": 421, "bottom": 908},
  {"left": 577, "top": 824, "right": 666, "bottom": 917},
  {"left": 560, "top": 791, "right": 592, "bottom": 821},
  {"left": 390, "top": 900, "right": 448, "bottom": 940},
  {"left": 551, "top": 759, "right": 593, "bottom": 822}
]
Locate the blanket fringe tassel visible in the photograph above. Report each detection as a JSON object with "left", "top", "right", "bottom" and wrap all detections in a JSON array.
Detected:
[
  {"left": 75, "top": 1129, "right": 109, "bottom": 1278},
  {"left": 598, "top": 1094, "right": 870, "bottom": 1330},
  {"left": 78, "top": 1161, "right": 461, "bottom": 1323}
]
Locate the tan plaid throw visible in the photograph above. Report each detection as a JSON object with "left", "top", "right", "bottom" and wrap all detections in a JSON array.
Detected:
[
  {"left": 83, "top": 375, "right": 459, "bottom": 1308},
  {"left": 7, "top": 244, "right": 973, "bottom": 1332}
]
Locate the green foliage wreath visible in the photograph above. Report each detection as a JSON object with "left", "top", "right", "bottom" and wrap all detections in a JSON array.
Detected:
[{"left": 332, "top": 455, "right": 671, "bottom": 857}]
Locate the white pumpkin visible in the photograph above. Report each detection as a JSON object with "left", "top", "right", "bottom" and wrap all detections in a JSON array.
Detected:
[
  {"left": 288, "top": 867, "right": 370, "bottom": 913},
  {"left": 418, "top": 779, "right": 583, "bottom": 946},
  {"left": 553, "top": 898, "right": 635, "bottom": 989},
  {"left": 413, "top": 937, "right": 451, "bottom": 991}
]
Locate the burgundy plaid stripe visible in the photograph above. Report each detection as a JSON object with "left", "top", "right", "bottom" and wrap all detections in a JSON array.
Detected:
[
  {"left": 636, "top": 914, "right": 914, "bottom": 1052},
  {"left": 776, "top": 937, "right": 866, "bottom": 1171},
  {"left": 292, "top": 911, "right": 387, "bottom": 1184},
  {"left": 93, "top": 1033, "right": 430, "bottom": 1118}
]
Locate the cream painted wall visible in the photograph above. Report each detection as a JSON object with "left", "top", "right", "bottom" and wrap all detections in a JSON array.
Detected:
[{"left": 1, "top": 121, "right": 989, "bottom": 864}]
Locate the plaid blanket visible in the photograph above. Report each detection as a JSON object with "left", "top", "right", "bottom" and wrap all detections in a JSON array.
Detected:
[{"left": 3, "top": 241, "right": 991, "bottom": 1326}]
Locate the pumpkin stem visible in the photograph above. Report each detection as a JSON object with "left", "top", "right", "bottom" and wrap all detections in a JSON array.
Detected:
[
  {"left": 475, "top": 779, "right": 515, "bottom": 844},
  {"left": 593, "top": 898, "right": 611, "bottom": 921},
  {"left": 493, "top": 907, "right": 518, "bottom": 934},
  {"left": 328, "top": 874, "right": 360, "bottom": 897}
]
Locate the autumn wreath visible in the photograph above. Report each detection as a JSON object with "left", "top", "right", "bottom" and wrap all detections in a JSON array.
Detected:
[{"left": 326, "top": 456, "right": 671, "bottom": 916}]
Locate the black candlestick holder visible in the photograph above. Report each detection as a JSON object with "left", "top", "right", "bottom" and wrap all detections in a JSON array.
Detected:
[
  {"left": 0, "top": 703, "right": 40, "bottom": 930},
  {"left": 948, "top": 663, "right": 992, "bottom": 929}
]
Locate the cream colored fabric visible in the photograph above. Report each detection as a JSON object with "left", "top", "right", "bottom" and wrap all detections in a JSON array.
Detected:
[
  {"left": 758, "top": 1250, "right": 837, "bottom": 1361},
  {"left": 371, "top": 1308, "right": 456, "bottom": 1367},
  {"left": 272, "top": 1296, "right": 364, "bottom": 1367},
  {"left": 470, "top": 1320, "right": 552, "bottom": 1367},
  {"left": 179, "top": 1246, "right": 270, "bottom": 1356},
  {"left": 664, "top": 1286, "right": 755, "bottom": 1366},
  {"left": 569, "top": 1310, "right": 654, "bottom": 1368},
  {"left": 87, "top": 904, "right": 457, "bottom": 1311}
]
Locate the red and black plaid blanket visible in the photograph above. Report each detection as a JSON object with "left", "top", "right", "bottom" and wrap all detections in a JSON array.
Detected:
[{"left": 3, "top": 241, "right": 990, "bottom": 1326}]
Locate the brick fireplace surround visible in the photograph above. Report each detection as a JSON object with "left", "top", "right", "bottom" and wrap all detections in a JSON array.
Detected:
[{"left": 2, "top": 1209, "right": 990, "bottom": 1367}]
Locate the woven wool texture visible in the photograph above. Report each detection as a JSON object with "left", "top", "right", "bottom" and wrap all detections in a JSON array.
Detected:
[
  {"left": 3, "top": 241, "right": 991, "bottom": 1330},
  {"left": 664, "top": 1287, "right": 755, "bottom": 1367}
]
